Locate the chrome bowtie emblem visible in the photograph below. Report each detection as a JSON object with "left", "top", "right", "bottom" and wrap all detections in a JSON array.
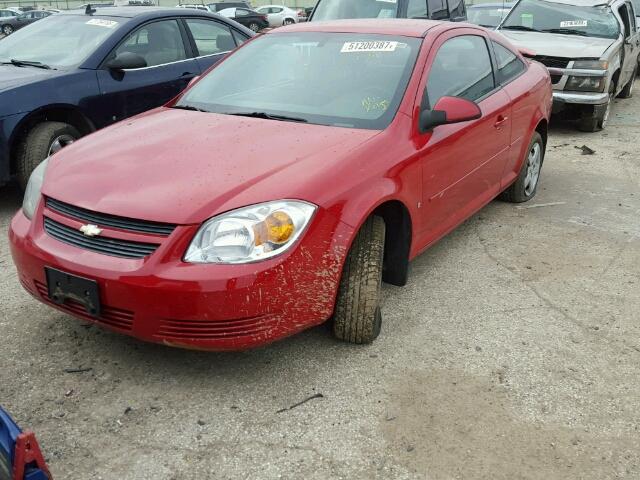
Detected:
[{"left": 79, "top": 224, "right": 102, "bottom": 237}]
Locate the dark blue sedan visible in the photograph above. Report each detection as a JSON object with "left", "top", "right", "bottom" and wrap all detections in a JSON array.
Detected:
[{"left": 0, "top": 7, "right": 253, "bottom": 187}]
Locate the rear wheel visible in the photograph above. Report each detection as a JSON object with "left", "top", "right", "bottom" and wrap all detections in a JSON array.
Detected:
[
  {"left": 2, "top": 24, "right": 13, "bottom": 35},
  {"left": 500, "top": 132, "right": 544, "bottom": 203},
  {"left": 16, "top": 122, "right": 80, "bottom": 189},
  {"left": 283, "top": 18, "right": 295, "bottom": 25},
  {"left": 248, "top": 22, "right": 260, "bottom": 32},
  {"left": 333, "top": 216, "right": 385, "bottom": 344}
]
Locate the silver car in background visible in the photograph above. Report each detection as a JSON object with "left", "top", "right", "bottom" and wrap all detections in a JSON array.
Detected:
[{"left": 498, "top": 0, "right": 640, "bottom": 131}]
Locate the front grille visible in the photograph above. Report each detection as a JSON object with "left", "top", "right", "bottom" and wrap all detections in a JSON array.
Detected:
[
  {"left": 550, "top": 74, "right": 563, "bottom": 84},
  {"left": 158, "top": 315, "right": 279, "bottom": 340},
  {"left": 46, "top": 197, "right": 176, "bottom": 236},
  {"left": 34, "top": 280, "right": 134, "bottom": 331},
  {"left": 532, "top": 55, "right": 570, "bottom": 69},
  {"left": 44, "top": 217, "right": 159, "bottom": 259}
]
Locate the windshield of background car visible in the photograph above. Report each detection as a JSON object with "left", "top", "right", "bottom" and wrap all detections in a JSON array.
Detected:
[
  {"left": 176, "top": 32, "right": 421, "bottom": 129},
  {"left": 501, "top": 0, "right": 619, "bottom": 39},
  {"left": 0, "top": 14, "right": 120, "bottom": 68},
  {"left": 312, "top": 0, "right": 400, "bottom": 20},
  {"left": 468, "top": 6, "right": 512, "bottom": 27}
]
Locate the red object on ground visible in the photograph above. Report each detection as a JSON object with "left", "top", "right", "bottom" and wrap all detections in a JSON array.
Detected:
[{"left": 12, "top": 431, "right": 51, "bottom": 480}]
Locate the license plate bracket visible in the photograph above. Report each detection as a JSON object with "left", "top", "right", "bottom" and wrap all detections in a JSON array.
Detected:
[{"left": 45, "top": 267, "right": 101, "bottom": 317}]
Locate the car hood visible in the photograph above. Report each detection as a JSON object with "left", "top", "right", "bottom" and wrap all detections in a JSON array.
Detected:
[
  {"left": 43, "top": 108, "right": 380, "bottom": 224},
  {"left": 498, "top": 30, "right": 615, "bottom": 58},
  {"left": 0, "top": 64, "right": 60, "bottom": 97}
]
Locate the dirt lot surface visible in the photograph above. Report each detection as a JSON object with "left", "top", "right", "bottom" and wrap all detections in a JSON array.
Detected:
[{"left": 1, "top": 84, "right": 639, "bottom": 479}]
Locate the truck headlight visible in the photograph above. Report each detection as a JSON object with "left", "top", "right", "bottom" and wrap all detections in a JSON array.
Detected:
[
  {"left": 565, "top": 76, "right": 606, "bottom": 92},
  {"left": 184, "top": 200, "right": 317, "bottom": 264},
  {"left": 572, "top": 60, "right": 608, "bottom": 70},
  {"left": 22, "top": 158, "right": 49, "bottom": 220}
]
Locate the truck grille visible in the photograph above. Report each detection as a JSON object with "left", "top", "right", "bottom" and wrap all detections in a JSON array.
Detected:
[
  {"left": 44, "top": 217, "right": 159, "bottom": 259},
  {"left": 45, "top": 197, "right": 176, "bottom": 236},
  {"left": 532, "top": 55, "right": 570, "bottom": 69}
]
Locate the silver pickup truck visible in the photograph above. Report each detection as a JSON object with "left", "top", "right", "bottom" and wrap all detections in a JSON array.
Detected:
[{"left": 498, "top": 0, "right": 640, "bottom": 131}]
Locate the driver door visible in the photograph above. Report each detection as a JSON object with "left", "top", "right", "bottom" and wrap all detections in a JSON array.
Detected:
[
  {"left": 94, "top": 19, "right": 199, "bottom": 128},
  {"left": 618, "top": 2, "right": 640, "bottom": 82},
  {"left": 415, "top": 31, "right": 511, "bottom": 244}
]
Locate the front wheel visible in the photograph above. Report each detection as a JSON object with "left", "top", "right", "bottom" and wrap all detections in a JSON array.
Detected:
[
  {"left": 499, "top": 132, "right": 544, "bottom": 203},
  {"left": 2, "top": 24, "right": 13, "bottom": 35},
  {"left": 619, "top": 68, "right": 637, "bottom": 98},
  {"left": 16, "top": 122, "right": 80, "bottom": 189},
  {"left": 579, "top": 83, "right": 615, "bottom": 132},
  {"left": 283, "top": 18, "right": 295, "bottom": 25},
  {"left": 333, "top": 216, "right": 386, "bottom": 344},
  {"left": 248, "top": 22, "right": 260, "bottom": 32}
]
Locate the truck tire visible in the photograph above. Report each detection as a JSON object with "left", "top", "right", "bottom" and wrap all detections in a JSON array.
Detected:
[
  {"left": 333, "top": 215, "right": 385, "bottom": 344},
  {"left": 578, "top": 83, "right": 615, "bottom": 132},
  {"left": 500, "top": 132, "right": 544, "bottom": 203},
  {"left": 16, "top": 122, "right": 80, "bottom": 190},
  {"left": 619, "top": 66, "right": 637, "bottom": 98}
]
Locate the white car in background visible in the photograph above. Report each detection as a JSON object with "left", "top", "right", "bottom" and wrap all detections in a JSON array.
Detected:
[
  {"left": 176, "top": 4, "right": 212, "bottom": 11},
  {"left": 255, "top": 4, "right": 299, "bottom": 26}
]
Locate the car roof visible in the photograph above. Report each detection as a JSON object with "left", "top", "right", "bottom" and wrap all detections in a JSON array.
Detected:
[
  {"left": 58, "top": 6, "right": 213, "bottom": 18},
  {"left": 272, "top": 18, "right": 444, "bottom": 37},
  {"left": 468, "top": 2, "right": 514, "bottom": 7},
  {"left": 531, "top": 0, "right": 615, "bottom": 5}
]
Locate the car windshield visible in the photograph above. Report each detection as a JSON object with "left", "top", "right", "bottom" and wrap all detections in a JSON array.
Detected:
[
  {"left": 0, "top": 14, "right": 120, "bottom": 68},
  {"left": 176, "top": 32, "right": 421, "bottom": 129},
  {"left": 501, "top": 0, "right": 619, "bottom": 39},
  {"left": 312, "top": 0, "right": 399, "bottom": 20},
  {"left": 467, "top": 5, "right": 512, "bottom": 27}
]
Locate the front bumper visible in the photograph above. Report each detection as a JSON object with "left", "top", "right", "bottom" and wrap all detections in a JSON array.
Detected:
[
  {"left": 9, "top": 202, "right": 354, "bottom": 350},
  {"left": 553, "top": 90, "right": 609, "bottom": 105}
]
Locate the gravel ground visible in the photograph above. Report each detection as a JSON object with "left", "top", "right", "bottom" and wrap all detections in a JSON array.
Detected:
[{"left": 1, "top": 84, "right": 639, "bottom": 479}]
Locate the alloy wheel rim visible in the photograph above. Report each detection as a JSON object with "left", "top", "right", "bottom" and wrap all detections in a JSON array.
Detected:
[
  {"left": 48, "top": 134, "right": 75, "bottom": 156},
  {"left": 250, "top": 23, "right": 259, "bottom": 32},
  {"left": 523, "top": 142, "right": 541, "bottom": 197},
  {"left": 3, "top": 26, "right": 12, "bottom": 35}
]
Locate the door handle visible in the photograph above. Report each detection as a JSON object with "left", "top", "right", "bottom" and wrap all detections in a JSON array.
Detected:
[{"left": 494, "top": 115, "right": 508, "bottom": 129}]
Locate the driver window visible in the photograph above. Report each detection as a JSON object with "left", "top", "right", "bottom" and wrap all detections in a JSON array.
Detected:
[
  {"left": 113, "top": 20, "right": 187, "bottom": 68},
  {"left": 619, "top": 4, "right": 631, "bottom": 37},
  {"left": 425, "top": 35, "right": 495, "bottom": 109},
  {"left": 407, "top": 0, "right": 428, "bottom": 18}
]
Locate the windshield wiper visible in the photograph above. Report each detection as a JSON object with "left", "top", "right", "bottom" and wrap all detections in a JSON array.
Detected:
[
  {"left": 7, "top": 59, "right": 52, "bottom": 69},
  {"left": 542, "top": 28, "right": 588, "bottom": 36},
  {"left": 501, "top": 25, "right": 540, "bottom": 32},
  {"left": 172, "top": 104, "right": 209, "bottom": 112},
  {"left": 226, "top": 112, "right": 308, "bottom": 123}
]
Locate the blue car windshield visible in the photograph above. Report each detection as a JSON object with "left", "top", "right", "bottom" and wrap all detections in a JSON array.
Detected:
[{"left": 0, "top": 14, "right": 120, "bottom": 68}]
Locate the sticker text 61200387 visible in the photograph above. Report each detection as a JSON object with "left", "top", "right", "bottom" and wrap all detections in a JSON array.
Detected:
[{"left": 341, "top": 41, "right": 398, "bottom": 53}]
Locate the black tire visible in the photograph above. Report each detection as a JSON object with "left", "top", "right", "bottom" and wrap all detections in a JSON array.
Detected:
[
  {"left": 619, "top": 67, "right": 636, "bottom": 98},
  {"left": 499, "top": 132, "right": 544, "bottom": 203},
  {"left": 16, "top": 122, "right": 80, "bottom": 190},
  {"left": 578, "top": 116, "right": 600, "bottom": 132},
  {"left": 283, "top": 18, "right": 294, "bottom": 25},
  {"left": 2, "top": 24, "right": 13, "bottom": 35},
  {"left": 248, "top": 22, "right": 260, "bottom": 32},
  {"left": 333, "top": 215, "right": 385, "bottom": 344}
]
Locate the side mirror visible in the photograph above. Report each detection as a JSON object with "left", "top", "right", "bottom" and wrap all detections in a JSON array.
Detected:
[
  {"left": 419, "top": 96, "right": 482, "bottom": 133},
  {"left": 105, "top": 52, "right": 147, "bottom": 71}
]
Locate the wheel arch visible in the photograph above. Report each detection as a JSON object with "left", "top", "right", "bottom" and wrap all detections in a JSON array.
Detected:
[{"left": 8, "top": 105, "right": 95, "bottom": 173}]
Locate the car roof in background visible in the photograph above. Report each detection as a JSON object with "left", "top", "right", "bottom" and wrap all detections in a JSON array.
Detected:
[
  {"left": 468, "top": 2, "right": 514, "bottom": 7},
  {"left": 271, "top": 19, "right": 456, "bottom": 38},
  {"left": 525, "top": 0, "right": 615, "bottom": 6},
  {"left": 58, "top": 6, "right": 220, "bottom": 18}
]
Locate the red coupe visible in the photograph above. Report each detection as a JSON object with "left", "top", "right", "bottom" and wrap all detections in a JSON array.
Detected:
[{"left": 10, "top": 20, "right": 552, "bottom": 350}]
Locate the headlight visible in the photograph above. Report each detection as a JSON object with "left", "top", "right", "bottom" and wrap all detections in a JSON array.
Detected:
[
  {"left": 565, "top": 76, "right": 606, "bottom": 92},
  {"left": 184, "top": 200, "right": 317, "bottom": 264},
  {"left": 572, "top": 60, "right": 608, "bottom": 70},
  {"left": 22, "top": 158, "right": 49, "bottom": 220}
]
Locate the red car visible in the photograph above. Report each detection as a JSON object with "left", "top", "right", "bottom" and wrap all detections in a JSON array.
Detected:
[{"left": 10, "top": 20, "right": 552, "bottom": 350}]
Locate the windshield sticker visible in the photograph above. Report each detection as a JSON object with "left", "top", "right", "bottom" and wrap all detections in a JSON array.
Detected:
[
  {"left": 86, "top": 19, "right": 118, "bottom": 28},
  {"left": 520, "top": 13, "right": 534, "bottom": 28},
  {"left": 341, "top": 41, "right": 398, "bottom": 53},
  {"left": 560, "top": 20, "right": 587, "bottom": 27}
]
